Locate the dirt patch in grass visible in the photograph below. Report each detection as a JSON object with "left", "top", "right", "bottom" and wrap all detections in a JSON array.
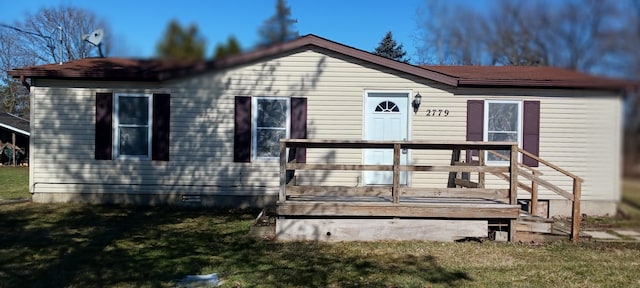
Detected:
[{"left": 1, "top": 203, "right": 639, "bottom": 287}]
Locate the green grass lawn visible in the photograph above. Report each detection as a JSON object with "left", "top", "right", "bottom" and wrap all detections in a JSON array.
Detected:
[
  {"left": 1, "top": 203, "right": 639, "bottom": 288},
  {"left": 0, "top": 175, "right": 639, "bottom": 287},
  {"left": 0, "top": 166, "right": 29, "bottom": 200}
]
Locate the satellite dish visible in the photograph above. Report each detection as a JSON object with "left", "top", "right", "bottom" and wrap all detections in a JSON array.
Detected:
[
  {"left": 84, "top": 28, "right": 104, "bottom": 46},
  {"left": 82, "top": 28, "right": 105, "bottom": 58}
]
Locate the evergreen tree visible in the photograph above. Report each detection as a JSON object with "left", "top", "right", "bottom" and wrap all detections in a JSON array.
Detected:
[
  {"left": 257, "top": 0, "right": 298, "bottom": 46},
  {"left": 156, "top": 20, "right": 205, "bottom": 60},
  {"left": 213, "top": 36, "right": 242, "bottom": 59},
  {"left": 373, "top": 31, "right": 409, "bottom": 63}
]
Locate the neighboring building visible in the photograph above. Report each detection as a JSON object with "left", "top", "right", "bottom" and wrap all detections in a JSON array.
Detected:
[
  {"left": 8, "top": 34, "right": 632, "bottom": 216},
  {"left": 0, "top": 112, "right": 29, "bottom": 165}
]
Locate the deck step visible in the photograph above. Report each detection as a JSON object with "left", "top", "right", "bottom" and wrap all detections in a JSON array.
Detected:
[
  {"left": 519, "top": 212, "right": 554, "bottom": 223},
  {"left": 517, "top": 221, "right": 553, "bottom": 234},
  {"left": 516, "top": 212, "right": 554, "bottom": 234}
]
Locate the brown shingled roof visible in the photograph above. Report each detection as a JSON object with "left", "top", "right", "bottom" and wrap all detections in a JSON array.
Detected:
[
  {"left": 8, "top": 34, "right": 634, "bottom": 91},
  {"left": 421, "top": 65, "right": 635, "bottom": 90},
  {"left": 7, "top": 58, "right": 214, "bottom": 81}
]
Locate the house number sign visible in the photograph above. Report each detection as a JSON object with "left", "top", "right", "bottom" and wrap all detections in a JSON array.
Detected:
[{"left": 425, "top": 109, "right": 450, "bottom": 117}]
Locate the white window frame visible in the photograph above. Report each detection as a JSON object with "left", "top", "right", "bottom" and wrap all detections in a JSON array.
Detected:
[
  {"left": 113, "top": 93, "right": 153, "bottom": 160},
  {"left": 484, "top": 100, "right": 522, "bottom": 165},
  {"left": 251, "top": 97, "right": 290, "bottom": 161}
]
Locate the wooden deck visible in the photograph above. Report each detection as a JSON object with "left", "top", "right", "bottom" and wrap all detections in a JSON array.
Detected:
[{"left": 276, "top": 139, "right": 583, "bottom": 242}]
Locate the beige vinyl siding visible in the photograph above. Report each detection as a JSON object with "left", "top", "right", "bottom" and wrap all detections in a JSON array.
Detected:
[
  {"left": 456, "top": 94, "right": 621, "bottom": 204},
  {"left": 29, "top": 48, "right": 622, "bottom": 211},
  {"left": 30, "top": 83, "right": 280, "bottom": 196},
  {"left": 286, "top": 50, "right": 458, "bottom": 186}
]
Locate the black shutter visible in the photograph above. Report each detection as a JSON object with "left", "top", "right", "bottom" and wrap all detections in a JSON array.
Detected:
[
  {"left": 95, "top": 92, "right": 113, "bottom": 160},
  {"left": 466, "top": 100, "right": 484, "bottom": 163},
  {"left": 234, "top": 96, "right": 252, "bottom": 162},
  {"left": 290, "top": 97, "right": 307, "bottom": 163},
  {"left": 522, "top": 101, "right": 540, "bottom": 167},
  {"left": 152, "top": 93, "right": 170, "bottom": 161}
]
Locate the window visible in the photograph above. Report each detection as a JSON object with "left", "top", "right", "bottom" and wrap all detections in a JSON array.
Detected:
[
  {"left": 252, "top": 97, "right": 290, "bottom": 160},
  {"left": 114, "top": 93, "right": 152, "bottom": 159},
  {"left": 375, "top": 101, "right": 400, "bottom": 112},
  {"left": 234, "top": 96, "right": 306, "bottom": 163},
  {"left": 467, "top": 100, "right": 539, "bottom": 167},
  {"left": 485, "top": 100, "right": 522, "bottom": 164},
  {"left": 95, "top": 92, "right": 169, "bottom": 161}
]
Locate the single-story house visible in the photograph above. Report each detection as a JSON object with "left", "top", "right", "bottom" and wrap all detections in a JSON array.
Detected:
[
  {"left": 8, "top": 34, "right": 633, "bottom": 217},
  {"left": 0, "top": 112, "right": 29, "bottom": 165}
]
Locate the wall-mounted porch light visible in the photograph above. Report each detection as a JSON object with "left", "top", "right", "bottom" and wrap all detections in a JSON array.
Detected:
[{"left": 412, "top": 92, "right": 422, "bottom": 113}]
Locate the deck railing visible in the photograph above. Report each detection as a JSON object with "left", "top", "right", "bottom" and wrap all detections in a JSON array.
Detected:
[
  {"left": 279, "top": 139, "right": 582, "bottom": 243},
  {"left": 486, "top": 149, "right": 583, "bottom": 243},
  {"left": 517, "top": 148, "right": 583, "bottom": 243}
]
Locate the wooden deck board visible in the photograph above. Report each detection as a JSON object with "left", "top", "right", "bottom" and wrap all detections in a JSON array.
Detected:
[
  {"left": 285, "top": 195, "right": 505, "bottom": 204},
  {"left": 277, "top": 196, "right": 520, "bottom": 219}
]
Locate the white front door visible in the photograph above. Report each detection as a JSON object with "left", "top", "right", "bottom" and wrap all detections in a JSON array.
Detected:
[{"left": 363, "top": 92, "right": 409, "bottom": 185}]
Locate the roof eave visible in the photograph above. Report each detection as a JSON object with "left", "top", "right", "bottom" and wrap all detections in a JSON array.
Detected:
[
  {"left": 0, "top": 123, "right": 30, "bottom": 137},
  {"left": 201, "top": 35, "right": 462, "bottom": 87}
]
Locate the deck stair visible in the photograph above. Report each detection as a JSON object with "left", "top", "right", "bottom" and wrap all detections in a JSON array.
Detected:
[
  {"left": 515, "top": 212, "right": 593, "bottom": 242},
  {"left": 516, "top": 213, "right": 567, "bottom": 242}
]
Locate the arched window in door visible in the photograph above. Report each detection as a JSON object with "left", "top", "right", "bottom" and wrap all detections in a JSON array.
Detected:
[{"left": 374, "top": 101, "right": 400, "bottom": 113}]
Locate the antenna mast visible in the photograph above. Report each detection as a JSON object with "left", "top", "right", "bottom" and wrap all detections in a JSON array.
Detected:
[{"left": 0, "top": 23, "right": 64, "bottom": 64}]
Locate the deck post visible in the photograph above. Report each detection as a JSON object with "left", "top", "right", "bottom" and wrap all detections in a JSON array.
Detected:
[
  {"left": 509, "top": 144, "right": 518, "bottom": 205},
  {"left": 509, "top": 144, "right": 519, "bottom": 242},
  {"left": 530, "top": 170, "right": 539, "bottom": 215},
  {"left": 571, "top": 178, "right": 582, "bottom": 243},
  {"left": 279, "top": 141, "right": 287, "bottom": 202},
  {"left": 478, "top": 149, "right": 485, "bottom": 188},
  {"left": 447, "top": 149, "right": 461, "bottom": 188},
  {"left": 392, "top": 143, "right": 401, "bottom": 204},
  {"left": 12, "top": 132, "right": 17, "bottom": 167}
]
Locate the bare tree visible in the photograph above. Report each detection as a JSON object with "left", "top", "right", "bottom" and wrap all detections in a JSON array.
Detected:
[
  {"left": 415, "top": 2, "right": 485, "bottom": 65},
  {"left": 617, "top": 0, "right": 640, "bottom": 79},
  {"left": 445, "top": 8, "right": 486, "bottom": 65},
  {"left": 484, "top": 0, "right": 550, "bottom": 66},
  {"left": 551, "top": 0, "right": 623, "bottom": 72},
  {"left": 621, "top": 0, "right": 640, "bottom": 175},
  {"left": 414, "top": 1, "right": 447, "bottom": 64},
  {"left": 0, "top": 28, "right": 33, "bottom": 117},
  {"left": 15, "top": 5, "right": 112, "bottom": 64},
  {"left": 0, "top": 5, "right": 111, "bottom": 117},
  {"left": 415, "top": 0, "right": 632, "bottom": 73}
]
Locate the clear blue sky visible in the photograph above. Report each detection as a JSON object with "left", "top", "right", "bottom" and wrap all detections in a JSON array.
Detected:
[{"left": 0, "top": 0, "right": 487, "bottom": 61}]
